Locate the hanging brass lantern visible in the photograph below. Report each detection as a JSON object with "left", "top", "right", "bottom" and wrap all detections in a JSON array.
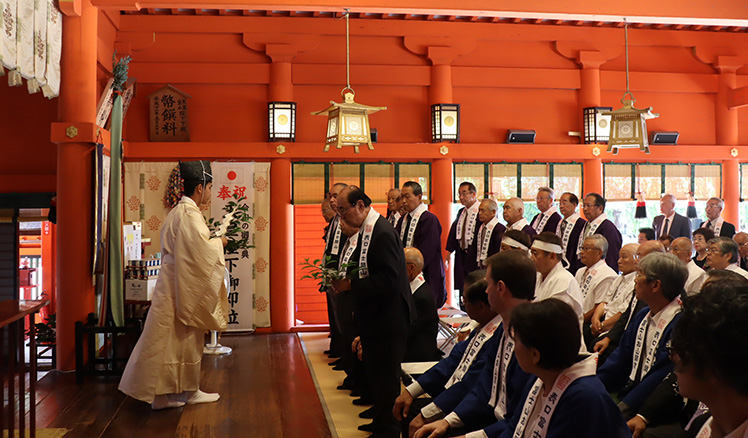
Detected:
[
  {"left": 603, "top": 20, "right": 659, "bottom": 154},
  {"left": 603, "top": 95, "right": 658, "bottom": 154},
  {"left": 312, "top": 9, "right": 386, "bottom": 153},
  {"left": 312, "top": 88, "right": 386, "bottom": 153}
]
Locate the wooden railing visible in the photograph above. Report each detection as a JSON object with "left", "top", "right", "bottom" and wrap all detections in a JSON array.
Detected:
[{"left": 0, "top": 299, "right": 49, "bottom": 438}]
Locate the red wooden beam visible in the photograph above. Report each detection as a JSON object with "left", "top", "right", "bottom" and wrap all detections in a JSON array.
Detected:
[{"left": 728, "top": 85, "right": 748, "bottom": 109}]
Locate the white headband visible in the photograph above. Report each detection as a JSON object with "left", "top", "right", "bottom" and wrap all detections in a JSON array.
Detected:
[
  {"left": 502, "top": 237, "right": 529, "bottom": 251},
  {"left": 531, "top": 240, "right": 563, "bottom": 254}
]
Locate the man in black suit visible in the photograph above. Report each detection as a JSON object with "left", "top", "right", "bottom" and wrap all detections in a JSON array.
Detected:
[
  {"left": 403, "top": 247, "right": 441, "bottom": 363},
  {"left": 530, "top": 186, "right": 562, "bottom": 234},
  {"left": 652, "top": 194, "right": 691, "bottom": 239},
  {"left": 334, "top": 186, "right": 415, "bottom": 438},
  {"left": 324, "top": 183, "right": 349, "bottom": 359},
  {"left": 700, "top": 197, "right": 736, "bottom": 237}
]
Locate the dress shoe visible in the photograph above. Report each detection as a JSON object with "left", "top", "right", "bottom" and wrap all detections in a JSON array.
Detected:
[
  {"left": 357, "top": 423, "right": 375, "bottom": 432},
  {"left": 337, "top": 383, "right": 352, "bottom": 391},
  {"left": 358, "top": 407, "right": 375, "bottom": 419},
  {"left": 332, "top": 363, "right": 345, "bottom": 371},
  {"left": 352, "top": 397, "right": 373, "bottom": 406},
  {"left": 349, "top": 390, "right": 361, "bottom": 397},
  {"left": 328, "top": 358, "right": 342, "bottom": 367},
  {"left": 323, "top": 349, "right": 332, "bottom": 355}
]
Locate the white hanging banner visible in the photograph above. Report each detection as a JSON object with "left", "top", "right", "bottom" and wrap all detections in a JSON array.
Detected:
[
  {"left": 16, "top": 0, "right": 34, "bottom": 79},
  {"left": 1, "top": 0, "right": 19, "bottom": 71},
  {"left": 41, "top": 0, "right": 61, "bottom": 97},
  {"left": 211, "top": 162, "right": 255, "bottom": 332},
  {"left": 30, "top": 0, "right": 47, "bottom": 90}
]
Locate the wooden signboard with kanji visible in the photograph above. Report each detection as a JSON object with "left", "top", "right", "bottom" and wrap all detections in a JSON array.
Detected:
[{"left": 148, "top": 85, "right": 191, "bottom": 142}]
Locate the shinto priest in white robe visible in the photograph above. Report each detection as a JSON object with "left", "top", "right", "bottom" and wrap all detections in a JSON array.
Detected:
[{"left": 119, "top": 196, "right": 229, "bottom": 403}]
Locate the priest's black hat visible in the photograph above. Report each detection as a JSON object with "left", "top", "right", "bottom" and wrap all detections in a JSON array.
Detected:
[{"left": 179, "top": 160, "right": 212, "bottom": 183}]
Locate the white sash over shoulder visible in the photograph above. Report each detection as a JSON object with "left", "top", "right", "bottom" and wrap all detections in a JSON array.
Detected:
[
  {"left": 402, "top": 203, "right": 428, "bottom": 247},
  {"left": 512, "top": 354, "right": 598, "bottom": 438}
]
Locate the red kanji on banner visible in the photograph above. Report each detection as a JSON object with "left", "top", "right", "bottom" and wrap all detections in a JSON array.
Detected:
[
  {"left": 233, "top": 186, "right": 247, "bottom": 198},
  {"left": 217, "top": 185, "right": 231, "bottom": 200}
]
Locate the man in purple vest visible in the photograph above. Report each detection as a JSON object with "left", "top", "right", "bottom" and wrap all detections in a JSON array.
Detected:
[
  {"left": 529, "top": 187, "right": 561, "bottom": 234},
  {"left": 502, "top": 197, "right": 536, "bottom": 239},
  {"left": 579, "top": 193, "right": 623, "bottom": 272},
  {"left": 446, "top": 181, "right": 481, "bottom": 306},
  {"left": 398, "top": 181, "right": 447, "bottom": 307}
]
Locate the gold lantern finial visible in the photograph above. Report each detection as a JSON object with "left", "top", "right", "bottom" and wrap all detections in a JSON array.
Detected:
[
  {"left": 603, "top": 19, "right": 659, "bottom": 154},
  {"left": 312, "top": 9, "right": 386, "bottom": 153}
]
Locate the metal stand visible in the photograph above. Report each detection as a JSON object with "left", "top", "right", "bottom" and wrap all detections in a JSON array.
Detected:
[
  {"left": 204, "top": 267, "right": 232, "bottom": 355},
  {"left": 204, "top": 330, "right": 232, "bottom": 355}
]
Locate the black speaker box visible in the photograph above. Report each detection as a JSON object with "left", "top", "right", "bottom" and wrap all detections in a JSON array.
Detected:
[
  {"left": 506, "top": 130, "right": 536, "bottom": 144},
  {"left": 651, "top": 131, "right": 679, "bottom": 145}
]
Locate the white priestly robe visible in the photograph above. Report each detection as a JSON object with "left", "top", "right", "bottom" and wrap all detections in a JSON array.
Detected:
[
  {"left": 119, "top": 196, "right": 229, "bottom": 403},
  {"left": 534, "top": 262, "right": 584, "bottom": 320},
  {"left": 535, "top": 262, "right": 587, "bottom": 353}
]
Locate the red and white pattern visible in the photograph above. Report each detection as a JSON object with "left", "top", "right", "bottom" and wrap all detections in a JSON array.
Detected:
[{"left": 126, "top": 195, "right": 140, "bottom": 212}]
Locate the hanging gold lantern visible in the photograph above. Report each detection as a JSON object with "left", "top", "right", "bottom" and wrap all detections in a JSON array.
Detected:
[
  {"left": 312, "top": 88, "right": 385, "bottom": 153},
  {"left": 312, "top": 9, "right": 386, "bottom": 153},
  {"left": 603, "top": 96, "right": 658, "bottom": 154},
  {"left": 602, "top": 20, "right": 658, "bottom": 154}
]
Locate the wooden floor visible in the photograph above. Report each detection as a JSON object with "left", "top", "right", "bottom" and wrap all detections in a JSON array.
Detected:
[{"left": 29, "top": 334, "right": 332, "bottom": 438}]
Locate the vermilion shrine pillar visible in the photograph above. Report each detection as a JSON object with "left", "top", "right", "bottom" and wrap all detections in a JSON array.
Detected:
[{"left": 52, "top": 0, "right": 98, "bottom": 371}]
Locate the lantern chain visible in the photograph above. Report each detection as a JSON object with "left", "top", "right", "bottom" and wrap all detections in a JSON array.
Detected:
[
  {"left": 624, "top": 18, "right": 632, "bottom": 100},
  {"left": 345, "top": 8, "right": 351, "bottom": 91}
]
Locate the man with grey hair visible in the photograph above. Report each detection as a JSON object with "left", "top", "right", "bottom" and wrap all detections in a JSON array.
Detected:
[
  {"left": 734, "top": 231, "right": 748, "bottom": 270},
  {"left": 669, "top": 237, "right": 706, "bottom": 296},
  {"left": 575, "top": 235, "right": 617, "bottom": 323},
  {"left": 386, "top": 188, "right": 402, "bottom": 226},
  {"left": 590, "top": 243, "right": 640, "bottom": 343},
  {"left": 592, "top": 241, "right": 665, "bottom": 364},
  {"left": 700, "top": 197, "right": 736, "bottom": 237},
  {"left": 530, "top": 187, "right": 561, "bottom": 234},
  {"left": 706, "top": 236, "right": 748, "bottom": 280},
  {"left": 652, "top": 193, "right": 691, "bottom": 239},
  {"left": 597, "top": 252, "right": 687, "bottom": 422},
  {"left": 475, "top": 198, "right": 505, "bottom": 268},
  {"left": 502, "top": 197, "right": 536, "bottom": 239},
  {"left": 446, "top": 182, "right": 482, "bottom": 304}
]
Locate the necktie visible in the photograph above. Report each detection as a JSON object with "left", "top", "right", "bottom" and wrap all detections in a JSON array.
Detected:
[
  {"left": 663, "top": 218, "right": 669, "bottom": 236},
  {"left": 706, "top": 221, "right": 712, "bottom": 229},
  {"left": 402, "top": 215, "right": 412, "bottom": 246},
  {"left": 460, "top": 211, "right": 469, "bottom": 250}
]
